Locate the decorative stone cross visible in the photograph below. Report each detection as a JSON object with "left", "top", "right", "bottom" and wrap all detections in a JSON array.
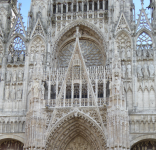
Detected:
[{"left": 74, "top": 27, "right": 81, "bottom": 40}]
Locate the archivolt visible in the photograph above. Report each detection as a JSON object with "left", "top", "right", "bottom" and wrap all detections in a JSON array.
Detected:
[
  {"left": 45, "top": 110, "right": 106, "bottom": 150},
  {"left": 53, "top": 20, "right": 107, "bottom": 54}
]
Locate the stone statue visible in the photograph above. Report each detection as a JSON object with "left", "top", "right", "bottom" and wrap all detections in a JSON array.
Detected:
[
  {"left": 143, "top": 48, "right": 148, "bottom": 58},
  {"left": 12, "top": 70, "right": 17, "bottom": 82},
  {"left": 143, "top": 64, "right": 149, "bottom": 78},
  {"left": 8, "top": 53, "right": 12, "bottom": 63},
  {"left": 149, "top": 64, "right": 155, "bottom": 77},
  {"left": 5, "top": 86, "right": 9, "bottom": 100},
  {"left": 30, "top": 53, "right": 34, "bottom": 62},
  {"left": 137, "top": 65, "right": 143, "bottom": 78},
  {"left": 148, "top": 48, "right": 153, "bottom": 58},
  {"left": 127, "top": 63, "right": 132, "bottom": 78},
  {"left": 19, "top": 53, "right": 24, "bottom": 61},
  {"left": 41, "top": 82, "right": 45, "bottom": 99},
  {"left": 17, "top": 89, "right": 22, "bottom": 99},
  {"left": 0, "top": 53, "right": 3, "bottom": 63},
  {"left": 6, "top": 71, "right": 11, "bottom": 82},
  {"left": 121, "top": 63, "right": 126, "bottom": 78},
  {"left": 10, "top": 86, "right": 16, "bottom": 100},
  {"left": 121, "top": 48, "right": 125, "bottom": 60},
  {"left": 127, "top": 49, "right": 131, "bottom": 59},
  {"left": 29, "top": 68, "right": 33, "bottom": 80},
  {"left": 13, "top": 55, "right": 18, "bottom": 63},
  {"left": 137, "top": 48, "right": 142, "bottom": 57},
  {"left": 18, "top": 70, "right": 23, "bottom": 81},
  {"left": 34, "top": 81, "right": 39, "bottom": 98}
]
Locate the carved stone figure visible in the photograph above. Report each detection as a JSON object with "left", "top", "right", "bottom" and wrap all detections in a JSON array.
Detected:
[
  {"left": 12, "top": 70, "right": 17, "bottom": 82},
  {"left": 18, "top": 70, "right": 23, "bottom": 81},
  {"left": 29, "top": 68, "right": 33, "bottom": 80},
  {"left": 137, "top": 48, "right": 142, "bottom": 57},
  {"left": 6, "top": 71, "right": 11, "bottom": 82},
  {"left": 14, "top": 55, "right": 18, "bottom": 63},
  {"left": 137, "top": 65, "right": 143, "bottom": 78},
  {"left": 127, "top": 63, "right": 131, "bottom": 78},
  {"left": 17, "top": 89, "right": 22, "bottom": 99},
  {"left": 149, "top": 64, "right": 155, "bottom": 77},
  {"left": 127, "top": 49, "right": 131, "bottom": 59},
  {"left": 0, "top": 53, "right": 3, "bottom": 63},
  {"left": 143, "top": 64, "right": 149, "bottom": 78},
  {"left": 34, "top": 81, "right": 39, "bottom": 98},
  {"left": 121, "top": 48, "right": 125, "bottom": 60},
  {"left": 41, "top": 82, "right": 45, "bottom": 99},
  {"left": 143, "top": 48, "right": 148, "bottom": 58},
  {"left": 30, "top": 53, "right": 34, "bottom": 62},
  {"left": 148, "top": 48, "right": 153, "bottom": 58},
  {"left": 10, "top": 86, "right": 16, "bottom": 100},
  {"left": 8, "top": 53, "right": 12, "bottom": 63},
  {"left": 5, "top": 86, "right": 9, "bottom": 100},
  {"left": 19, "top": 53, "right": 24, "bottom": 61},
  {"left": 121, "top": 63, "right": 126, "bottom": 78}
]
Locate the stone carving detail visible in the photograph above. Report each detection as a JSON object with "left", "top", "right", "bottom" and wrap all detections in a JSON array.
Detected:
[
  {"left": 5, "top": 85, "right": 10, "bottom": 100},
  {"left": 65, "top": 136, "right": 91, "bottom": 150},
  {"left": 116, "top": 14, "right": 130, "bottom": 33},
  {"left": 116, "top": 33, "right": 131, "bottom": 61},
  {"left": 58, "top": 40, "right": 104, "bottom": 68},
  {"left": 127, "top": 63, "right": 132, "bottom": 78},
  {"left": 32, "top": 19, "right": 45, "bottom": 38}
]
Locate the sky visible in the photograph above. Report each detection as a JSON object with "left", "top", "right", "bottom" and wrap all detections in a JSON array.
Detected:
[{"left": 17, "top": 0, "right": 150, "bottom": 28}]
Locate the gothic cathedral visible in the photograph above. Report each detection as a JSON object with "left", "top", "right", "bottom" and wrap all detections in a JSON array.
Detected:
[{"left": 0, "top": 0, "right": 155, "bottom": 150}]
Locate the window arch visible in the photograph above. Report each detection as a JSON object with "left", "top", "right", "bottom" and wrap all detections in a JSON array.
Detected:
[
  {"left": 136, "top": 32, "right": 153, "bottom": 58},
  {"left": 137, "top": 32, "right": 152, "bottom": 49},
  {"left": 8, "top": 37, "right": 26, "bottom": 63}
]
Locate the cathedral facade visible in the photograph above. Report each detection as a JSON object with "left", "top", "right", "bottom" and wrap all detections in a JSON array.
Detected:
[{"left": 0, "top": 0, "right": 155, "bottom": 149}]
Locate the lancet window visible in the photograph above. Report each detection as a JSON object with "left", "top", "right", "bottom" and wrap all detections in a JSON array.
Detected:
[
  {"left": 53, "top": 5, "right": 56, "bottom": 14},
  {"left": 63, "top": 4, "right": 66, "bottom": 13},
  {"left": 98, "top": 83, "right": 103, "bottom": 98},
  {"left": 74, "top": 84, "right": 79, "bottom": 98},
  {"left": 8, "top": 37, "right": 26, "bottom": 63},
  {"left": 105, "top": 0, "right": 108, "bottom": 10},
  {"left": 66, "top": 85, "right": 71, "bottom": 99},
  {"left": 99, "top": 1, "right": 103, "bottom": 9},
  {"left": 73, "top": 4, "right": 76, "bottom": 12},
  {"left": 82, "top": 84, "right": 87, "bottom": 98},
  {"left": 58, "top": 4, "right": 61, "bottom": 13},
  {"left": 84, "top": 3, "right": 87, "bottom": 11},
  {"left": 68, "top": 3, "right": 71, "bottom": 12},
  {"left": 51, "top": 85, "right": 56, "bottom": 99},
  {"left": 94, "top": 2, "right": 97, "bottom": 10},
  {"left": 89, "top": 1, "right": 92, "bottom": 10},
  {"left": 79, "top": 2, "right": 82, "bottom": 11}
]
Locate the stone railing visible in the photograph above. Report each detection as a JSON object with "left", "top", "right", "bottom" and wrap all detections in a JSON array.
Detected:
[{"left": 45, "top": 98, "right": 106, "bottom": 108}]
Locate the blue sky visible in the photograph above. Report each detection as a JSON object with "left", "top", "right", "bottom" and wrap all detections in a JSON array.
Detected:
[{"left": 17, "top": 0, "right": 150, "bottom": 28}]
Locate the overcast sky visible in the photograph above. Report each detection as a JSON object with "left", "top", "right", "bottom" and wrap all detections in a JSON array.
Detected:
[{"left": 17, "top": 0, "right": 150, "bottom": 28}]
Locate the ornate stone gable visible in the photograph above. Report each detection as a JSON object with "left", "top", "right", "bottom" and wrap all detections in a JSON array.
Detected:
[
  {"left": 31, "top": 18, "right": 46, "bottom": 38},
  {"left": 115, "top": 13, "right": 131, "bottom": 34}
]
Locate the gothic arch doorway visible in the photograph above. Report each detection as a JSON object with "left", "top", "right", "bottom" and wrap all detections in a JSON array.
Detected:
[
  {"left": 46, "top": 111, "right": 106, "bottom": 150},
  {"left": 0, "top": 139, "right": 24, "bottom": 150}
]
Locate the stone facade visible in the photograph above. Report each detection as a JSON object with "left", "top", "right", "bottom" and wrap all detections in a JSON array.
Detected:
[{"left": 0, "top": 0, "right": 155, "bottom": 149}]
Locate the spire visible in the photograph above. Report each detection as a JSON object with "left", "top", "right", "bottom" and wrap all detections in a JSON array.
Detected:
[
  {"left": 18, "top": 3, "right": 22, "bottom": 13},
  {"left": 141, "top": 0, "right": 144, "bottom": 8}
]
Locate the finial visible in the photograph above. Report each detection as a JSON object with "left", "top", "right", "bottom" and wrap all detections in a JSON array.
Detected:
[
  {"left": 141, "top": 0, "right": 144, "bottom": 8},
  {"left": 18, "top": 3, "right": 22, "bottom": 13},
  {"left": 74, "top": 27, "right": 81, "bottom": 40}
]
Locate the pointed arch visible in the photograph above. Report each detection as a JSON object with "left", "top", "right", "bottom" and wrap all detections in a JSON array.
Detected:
[
  {"left": 53, "top": 20, "right": 107, "bottom": 55},
  {"left": 29, "top": 35, "right": 46, "bottom": 64},
  {"left": 45, "top": 110, "right": 107, "bottom": 150}
]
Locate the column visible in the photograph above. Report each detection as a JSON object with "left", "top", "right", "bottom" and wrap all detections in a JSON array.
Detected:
[
  {"left": 56, "top": 3, "right": 58, "bottom": 13},
  {"left": 61, "top": 3, "right": 63, "bottom": 13},
  {"left": 71, "top": 2, "right": 73, "bottom": 12},
  {"left": 82, "top": 1, "right": 84, "bottom": 12},
  {"left": 66, "top": 3, "right": 68, "bottom": 13},
  {"left": 103, "top": 0, "right": 105, "bottom": 10},
  {"left": 92, "top": 1, "right": 94, "bottom": 11},
  {"left": 77, "top": 2, "right": 79, "bottom": 12},
  {"left": 87, "top": 0, "right": 89, "bottom": 11},
  {"left": 97, "top": 0, "right": 99, "bottom": 10}
]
